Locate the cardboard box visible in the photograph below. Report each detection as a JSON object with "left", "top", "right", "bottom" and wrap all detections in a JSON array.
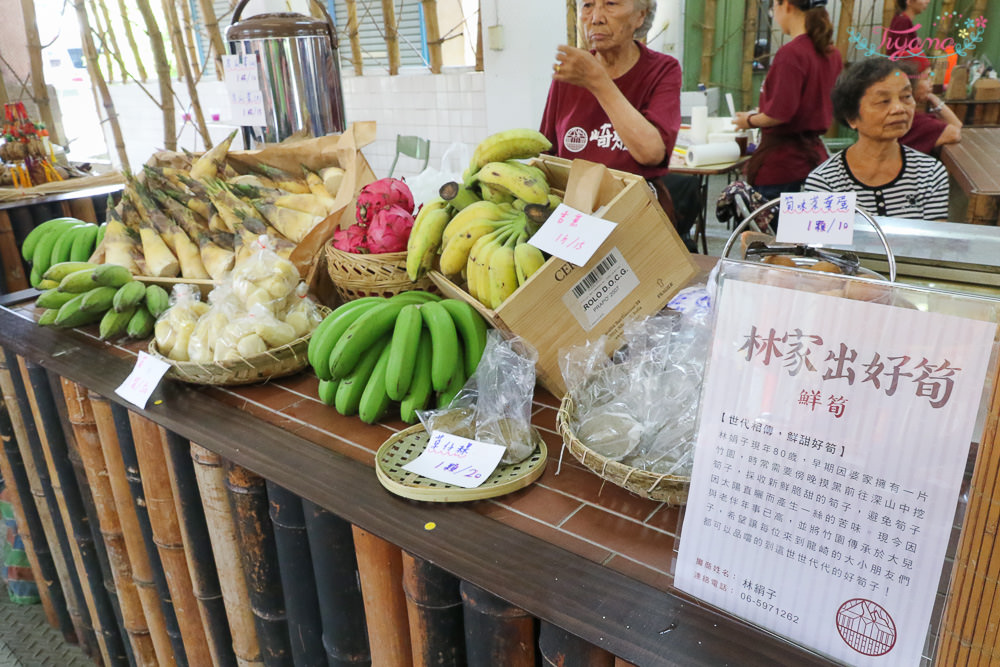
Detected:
[{"left": 430, "top": 156, "right": 698, "bottom": 396}]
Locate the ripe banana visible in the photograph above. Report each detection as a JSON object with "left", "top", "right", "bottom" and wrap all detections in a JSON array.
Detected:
[
  {"left": 473, "top": 161, "right": 550, "bottom": 205},
  {"left": 334, "top": 335, "right": 389, "bottom": 416},
  {"left": 441, "top": 200, "right": 517, "bottom": 248},
  {"left": 439, "top": 299, "right": 488, "bottom": 377},
  {"left": 468, "top": 129, "right": 552, "bottom": 174},
  {"left": 487, "top": 234, "right": 519, "bottom": 309},
  {"left": 479, "top": 182, "right": 516, "bottom": 205},
  {"left": 385, "top": 303, "right": 423, "bottom": 401},
  {"left": 466, "top": 226, "right": 517, "bottom": 306},
  {"left": 399, "top": 330, "right": 433, "bottom": 424},
  {"left": 439, "top": 182, "right": 482, "bottom": 210},
  {"left": 358, "top": 342, "right": 395, "bottom": 424},
  {"left": 405, "top": 207, "right": 452, "bottom": 281},
  {"left": 328, "top": 301, "right": 413, "bottom": 380},
  {"left": 514, "top": 241, "right": 547, "bottom": 285},
  {"left": 407, "top": 196, "right": 448, "bottom": 245},
  {"left": 419, "top": 300, "right": 460, "bottom": 392}
]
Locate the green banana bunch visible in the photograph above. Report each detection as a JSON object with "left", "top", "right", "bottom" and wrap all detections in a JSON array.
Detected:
[
  {"left": 472, "top": 161, "right": 551, "bottom": 205},
  {"left": 23, "top": 218, "right": 103, "bottom": 287},
  {"left": 467, "top": 128, "right": 552, "bottom": 176}
]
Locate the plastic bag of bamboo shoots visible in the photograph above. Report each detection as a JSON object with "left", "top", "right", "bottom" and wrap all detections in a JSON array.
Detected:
[
  {"left": 230, "top": 235, "right": 301, "bottom": 315},
  {"left": 187, "top": 285, "right": 242, "bottom": 364},
  {"left": 153, "top": 284, "right": 209, "bottom": 362}
]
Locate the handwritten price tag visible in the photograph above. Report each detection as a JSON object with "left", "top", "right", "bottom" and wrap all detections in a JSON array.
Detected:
[
  {"left": 114, "top": 352, "right": 170, "bottom": 409},
  {"left": 528, "top": 204, "right": 617, "bottom": 267},
  {"left": 776, "top": 192, "right": 856, "bottom": 246},
  {"left": 402, "top": 431, "right": 507, "bottom": 489},
  {"left": 222, "top": 55, "right": 260, "bottom": 91}
]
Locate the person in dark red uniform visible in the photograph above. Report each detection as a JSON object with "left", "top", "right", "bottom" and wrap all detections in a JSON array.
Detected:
[
  {"left": 884, "top": 0, "right": 930, "bottom": 57},
  {"left": 732, "top": 0, "right": 842, "bottom": 202},
  {"left": 539, "top": 1, "right": 699, "bottom": 250},
  {"left": 900, "top": 56, "right": 962, "bottom": 155}
]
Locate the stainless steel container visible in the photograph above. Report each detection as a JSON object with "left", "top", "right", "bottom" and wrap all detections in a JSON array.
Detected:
[{"left": 227, "top": 0, "right": 346, "bottom": 146}]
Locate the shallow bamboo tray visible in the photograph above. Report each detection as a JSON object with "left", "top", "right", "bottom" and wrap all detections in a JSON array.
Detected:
[
  {"left": 325, "top": 244, "right": 438, "bottom": 301},
  {"left": 557, "top": 394, "right": 690, "bottom": 505},
  {"left": 147, "top": 305, "right": 330, "bottom": 386},
  {"left": 375, "top": 425, "right": 547, "bottom": 502}
]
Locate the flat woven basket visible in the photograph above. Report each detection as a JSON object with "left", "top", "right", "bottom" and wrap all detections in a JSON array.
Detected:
[
  {"left": 556, "top": 393, "right": 690, "bottom": 505},
  {"left": 147, "top": 305, "right": 330, "bottom": 386},
  {"left": 325, "top": 243, "right": 438, "bottom": 301}
]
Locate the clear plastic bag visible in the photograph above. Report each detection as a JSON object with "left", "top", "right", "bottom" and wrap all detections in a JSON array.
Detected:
[
  {"left": 153, "top": 284, "right": 209, "bottom": 362},
  {"left": 230, "top": 236, "right": 301, "bottom": 316},
  {"left": 417, "top": 331, "right": 541, "bottom": 465},
  {"left": 405, "top": 142, "right": 473, "bottom": 208}
]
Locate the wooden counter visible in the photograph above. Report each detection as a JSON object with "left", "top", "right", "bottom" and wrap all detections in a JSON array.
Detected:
[
  {"left": 0, "top": 290, "right": 836, "bottom": 666},
  {"left": 940, "top": 127, "right": 1000, "bottom": 225}
]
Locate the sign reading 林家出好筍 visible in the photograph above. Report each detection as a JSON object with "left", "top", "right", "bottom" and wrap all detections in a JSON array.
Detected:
[{"left": 677, "top": 276, "right": 997, "bottom": 666}]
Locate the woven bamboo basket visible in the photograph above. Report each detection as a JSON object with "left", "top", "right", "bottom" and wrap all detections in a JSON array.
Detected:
[
  {"left": 556, "top": 394, "right": 690, "bottom": 505},
  {"left": 325, "top": 244, "right": 437, "bottom": 301},
  {"left": 147, "top": 305, "right": 330, "bottom": 386}
]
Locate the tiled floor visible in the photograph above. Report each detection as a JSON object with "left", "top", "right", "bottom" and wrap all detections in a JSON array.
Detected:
[{"left": 0, "top": 580, "right": 90, "bottom": 666}]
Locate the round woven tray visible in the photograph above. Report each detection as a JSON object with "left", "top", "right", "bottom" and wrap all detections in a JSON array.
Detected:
[
  {"left": 375, "top": 425, "right": 548, "bottom": 502},
  {"left": 147, "top": 305, "right": 330, "bottom": 386},
  {"left": 325, "top": 243, "right": 438, "bottom": 301},
  {"left": 556, "top": 394, "right": 690, "bottom": 505}
]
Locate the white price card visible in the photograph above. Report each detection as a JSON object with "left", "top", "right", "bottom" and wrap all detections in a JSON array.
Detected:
[
  {"left": 528, "top": 204, "right": 617, "bottom": 267},
  {"left": 402, "top": 431, "right": 507, "bottom": 489},
  {"left": 115, "top": 351, "right": 171, "bottom": 409},
  {"left": 776, "top": 191, "right": 856, "bottom": 246},
  {"left": 222, "top": 55, "right": 260, "bottom": 91}
]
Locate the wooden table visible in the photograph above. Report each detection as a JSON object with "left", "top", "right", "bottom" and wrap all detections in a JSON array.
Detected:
[
  {"left": 939, "top": 127, "right": 1000, "bottom": 225},
  {"left": 670, "top": 156, "right": 749, "bottom": 254}
]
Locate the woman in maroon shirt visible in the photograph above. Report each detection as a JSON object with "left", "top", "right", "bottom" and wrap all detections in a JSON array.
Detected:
[
  {"left": 884, "top": 0, "right": 931, "bottom": 57},
  {"left": 900, "top": 56, "right": 962, "bottom": 154},
  {"left": 732, "top": 0, "right": 842, "bottom": 202}
]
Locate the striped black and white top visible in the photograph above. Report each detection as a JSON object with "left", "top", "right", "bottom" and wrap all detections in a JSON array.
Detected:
[{"left": 803, "top": 145, "right": 949, "bottom": 220}]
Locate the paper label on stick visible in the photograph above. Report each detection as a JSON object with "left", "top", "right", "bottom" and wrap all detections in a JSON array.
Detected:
[
  {"left": 115, "top": 352, "right": 170, "bottom": 409},
  {"left": 402, "top": 431, "right": 506, "bottom": 489},
  {"left": 529, "top": 204, "right": 617, "bottom": 267},
  {"left": 776, "top": 192, "right": 856, "bottom": 246}
]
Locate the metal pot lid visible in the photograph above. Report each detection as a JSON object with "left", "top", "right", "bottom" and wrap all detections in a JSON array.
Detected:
[{"left": 227, "top": 12, "right": 330, "bottom": 40}]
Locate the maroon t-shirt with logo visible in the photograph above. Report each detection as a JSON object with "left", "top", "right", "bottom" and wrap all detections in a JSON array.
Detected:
[
  {"left": 539, "top": 42, "right": 681, "bottom": 180},
  {"left": 900, "top": 111, "right": 946, "bottom": 154},
  {"left": 754, "top": 33, "right": 842, "bottom": 186}
]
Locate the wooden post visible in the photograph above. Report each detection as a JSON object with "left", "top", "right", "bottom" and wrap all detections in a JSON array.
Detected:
[
  {"left": 61, "top": 380, "right": 158, "bottom": 666},
  {"left": 382, "top": 0, "right": 401, "bottom": 74},
  {"left": 196, "top": 0, "right": 227, "bottom": 80},
  {"left": 161, "top": 0, "right": 214, "bottom": 149},
  {"left": 352, "top": 527, "right": 413, "bottom": 667},
  {"left": 116, "top": 0, "right": 148, "bottom": 82},
  {"left": 345, "top": 0, "right": 364, "bottom": 75},
  {"left": 91, "top": 393, "right": 178, "bottom": 667},
  {"left": 460, "top": 581, "right": 535, "bottom": 666},
  {"left": 162, "top": 429, "right": 236, "bottom": 667},
  {"left": 539, "top": 620, "right": 615, "bottom": 666},
  {"left": 72, "top": 0, "right": 130, "bottom": 169},
  {"left": 135, "top": 0, "right": 177, "bottom": 152},
  {"left": 225, "top": 461, "right": 293, "bottom": 666},
  {"left": 566, "top": 0, "right": 577, "bottom": 48},
  {"left": 128, "top": 412, "right": 213, "bottom": 666},
  {"left": 301, "top": 500, "right": 371, "bottom": 666},
  {"left": 402, "top": 552, "right": 465, "bottom": 666},
  {"left": 700, "top": 0, "right": 717, "bottom": 87},
  {"left": 741, "top": 0, "right": 759, "bottom": 110},
  {"left": 20, "top": 360, "right": 128, "bottom": 666},
  {"left": 421, "top": 1, "right": 443, "bottom": 73},
  {"left": 19, "top": 0, "right": 60, "bottom": 144}
]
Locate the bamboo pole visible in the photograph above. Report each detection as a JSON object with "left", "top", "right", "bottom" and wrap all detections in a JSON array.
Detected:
[
  {"left": 345, "top": 0, "right": 363, "bottom": 75},
  {"left": 162, "top": 429, "right": 237, "bottom": 667},
  {"left": 741, "top": 0, "right": 759, "bottom": 110},
  {"left": 421, "top": 1, "right": 443, "bottom": 73},
  {"left": 539, "top": 620, "right": 615, "bottom": 666},
  {"left": 110, "top": 402, "right": 188, "bottom": 665},
  {"left": 161, "top": 0, "right": 214, "bottom": 149},
  {"left": 352, "top": 527, "right": 412, "bottom": 667},
  {"left": 475, "top": 5, "right": 484, "bottom": 72},
  {"left": 835, "top": 0, "right": 855, "bottom": 62},
  {"left": 135, "top": 0, "right": 177, "bottom": 152},
  {"left": 178, "top": 0, "right": 202, "bottom": 81},
  {"left": 88, "top": 0, "right": 116, "bottom": 81},
  {"left": 19, "top": 359, "right": 127, "bottom": 666},
  {"left": 266, "top": 481, "right": 325, "bottom": 666},
  {"left": 61, "top": 379, "right": 158, "bottom": 666},
  {"left": 0, "top": 392, "right": 62, "bottom": 632},
  {"left": 460, "top": 580, "right": 535, "bottom": 666},
  {"left": 116, "top": 0, "right": 149, "bottom": 82},
  {"left": 882, "top": 0, "right": 895, "bottom": 33},
  {"left": 93, "top": 394, "right": 178, "bottom": 667},
  {"left": 699, "top": 0, "right": 716, "bottom": 86},
  {"left": 96, "top": 0, "right": 129, "bottom": 83},
  {"left": 402, "top": 552, "right": 465, "bottom": 666},
  {"left": 72, "top": 0, "right": 130, "bottom": 169},
  {"left": 129, "top": 412, "right": 213, "bottom": 666},
  {"left": 301, "top": 500, "right": 371, "bottom": 666},
  {"left": 0, "top": 351, "right": 91, "bottom": 652},
  {"left": 19, "top": 0, "right": 60, "bottom": 144},
  {"left": 936, "top": 0, "right": 956, "bottom": 42},
  {"left": 0, "top": 212, "right": 29, "bottom": 293},
  {"left": 196, "top": 0, "right": 227, "bottom": 80},
  {"left": 0, "top": 65, "right": 9, "bottom": 106},
  {"left": 192, "top": 443, "right": 263, "bottom": 667},
  {"left": 225, "top": 461, "right": 293, "bottom": 666},
  {"left": 566, "top": 0, "right": 578, "bottom": 49},
  {"left": 382, "top": 0, "right": 400, "bottom": 74}
]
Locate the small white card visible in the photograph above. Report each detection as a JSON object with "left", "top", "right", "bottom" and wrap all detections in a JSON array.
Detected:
[
  {"left": 528, "top": 204, "right": 617, "bottom": 267},
  {"left": 222, "top": 54, "right": 260, "bottom": 91},
  {"left": 776, "top": 192, "right": 856, "bottom": 246},
  {"left": 402, "top": 430, "right": 507, "bottom": 489},
  {"left": 228, "top": 90, "right": 266, "bottom": 124},
  {"left": 223, "top": 55, "right": 265, "bottom": 124},
  {"left": 115, "top": 351, "right": 170, "bottom": 409}
]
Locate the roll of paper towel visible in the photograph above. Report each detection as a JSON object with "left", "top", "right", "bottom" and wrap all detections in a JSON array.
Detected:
[
  {"left": 685, "top": 142, "right": 741, "bottom": 167},
  {"left": 690, "top": 105, "right": 708, "bottom": 145}
]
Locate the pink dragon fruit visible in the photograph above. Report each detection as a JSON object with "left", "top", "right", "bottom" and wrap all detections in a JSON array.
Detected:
[
  {"left": 355, "top": 178, "right": 414, "bottom": 226},
  {"left": 332, "top": 224, "right": 369, "bottom": 254},
  {"left": 365, "top": 205, "right": 414, "bottom": 253}
]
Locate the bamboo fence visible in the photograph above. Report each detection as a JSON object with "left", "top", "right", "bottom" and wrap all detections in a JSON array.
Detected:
[
  {"left": 352, "top": 526, "right": 412, "bottom": 667},
  {"left": 402, "top": 552, "right": 465, "bottom": 666}
]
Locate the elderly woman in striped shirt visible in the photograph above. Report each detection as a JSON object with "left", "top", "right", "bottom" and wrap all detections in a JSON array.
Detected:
[{"left": 803, "top": 57, "right": 949, "bottom": 221}]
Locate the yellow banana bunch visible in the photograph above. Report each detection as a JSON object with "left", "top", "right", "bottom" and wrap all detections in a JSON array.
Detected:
[
  {"left": 405, "top": 197, "right": 452, "bottom": 280},
  {"left": 436, "top": 202, "right": 520, "bottom": 276},
  {"left": 472, "top": 161, "right": 551, "bottom": 205},
  {"left": 467, "top": 128, "right": 552, "bottom": 175}
]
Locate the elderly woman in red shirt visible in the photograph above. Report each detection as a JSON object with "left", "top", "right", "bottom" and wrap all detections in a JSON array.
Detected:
[
  {"left": 732, "top": 0, "right": 842, "bottom": 202},
  {"left": 900, "top": 56, "right": 962, "bottom": 155}
]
